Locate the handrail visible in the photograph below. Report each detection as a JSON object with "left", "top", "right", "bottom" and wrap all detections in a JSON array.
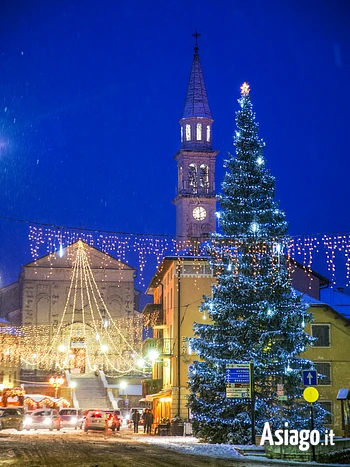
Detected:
[
  {"left": 65, "top": 370, "right": 79, "bottom": 409},
  {"left": 99, "top": 370, "right": 119, "bottom": 410}
]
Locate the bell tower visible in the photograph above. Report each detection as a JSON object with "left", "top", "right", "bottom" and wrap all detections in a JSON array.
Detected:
[{"left": 173, "top": 32, "right": 218, "bottom": 243}]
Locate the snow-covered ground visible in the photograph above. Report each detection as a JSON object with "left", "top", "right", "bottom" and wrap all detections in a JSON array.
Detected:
[{"left": 134, "top": 434, "right": 248, "bottom": 459}]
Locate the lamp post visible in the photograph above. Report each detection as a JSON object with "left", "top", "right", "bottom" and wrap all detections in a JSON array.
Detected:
[
  {"left": 49, "top": 376, "right": 65, "bottom": 399},
  {"left": 120, "top": 380, "right": 128, "bottom": 408}
]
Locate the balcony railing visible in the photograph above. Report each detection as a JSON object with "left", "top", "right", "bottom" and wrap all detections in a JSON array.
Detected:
[
  {"left": 143, "top": 304, "right": 164, "bottom": 328},
  {"left": 143, "top": 337, "right": 174, "bottom": 357},
  {"left": 142, "top": 378, "right": 163, "bottom": 397}
]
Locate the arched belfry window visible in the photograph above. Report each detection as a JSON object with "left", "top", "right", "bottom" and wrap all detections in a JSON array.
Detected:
[
  {"left": 200, "top": 164, "right": 209, "bottom": 192},
  {"left": 188, "top": 163, "right": 197, "bottom": 193},
  {"left": 181, "top": 126, "right": 184, "bottom": 143},
  {"left": 186, "top": 124, "right": 191, "bottom": 141},
  {"left": 196, "top": 123, "right": 202, "bottom": 141},
  {"left": 178, "top": 166, "right": 184, "bottom": 190},
  {"left": 206, "top": 125, "right": 211, "bottom": 142}
]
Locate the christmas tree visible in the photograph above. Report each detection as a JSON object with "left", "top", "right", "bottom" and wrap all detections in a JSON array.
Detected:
[{"left": 188, "top": 82, "right": 324, "bottom": 444}]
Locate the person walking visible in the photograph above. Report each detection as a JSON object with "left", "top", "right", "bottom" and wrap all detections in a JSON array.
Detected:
[
  {"left": 132, "top": 409, "right": 140, "bottom": 433},
  {"left": 145, "top": 409, "right": 154, "bottom": 435},
  {"left": 142, "top": 409, "right": 148, "bottom": 433}
]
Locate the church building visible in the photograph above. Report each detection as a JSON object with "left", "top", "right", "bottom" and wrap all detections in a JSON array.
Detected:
[{"left": 0, "top": 240, "right": 142, "bottom": 376}]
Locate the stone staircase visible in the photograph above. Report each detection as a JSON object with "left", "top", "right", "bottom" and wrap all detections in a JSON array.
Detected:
[{"left": 71, "top": 374, "right": 110, "bottom": 410}]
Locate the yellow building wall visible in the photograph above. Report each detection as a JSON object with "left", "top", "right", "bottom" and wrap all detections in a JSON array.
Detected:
[
  {"left": 160, "top": 262, "right": 213, "bottom": 419},
  {"left": 303, "top": 304, "right": 350, "bottom": 436}
]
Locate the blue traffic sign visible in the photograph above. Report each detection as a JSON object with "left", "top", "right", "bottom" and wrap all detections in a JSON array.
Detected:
[
  {"left": 303, "top": 370, "right": 317, "bottom": 386},
  {"left": 225, "top": 365, "right": 251, "bottom": 384}
]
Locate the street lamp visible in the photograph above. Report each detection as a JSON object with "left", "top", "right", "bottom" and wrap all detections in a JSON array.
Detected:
[
  {"left": 148, "top": 349, "right": 159, "bottom": 362},
  {"left": 49, "top": 376, "right": 65, "bottom": 399},
  {"left": 120, "top": 380, "right": 128, "bottom": 408}
]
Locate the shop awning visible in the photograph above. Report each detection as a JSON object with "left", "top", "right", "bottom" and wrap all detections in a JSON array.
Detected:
[{"left": 145, "top": 390, "right": 172, "bottom": 402}]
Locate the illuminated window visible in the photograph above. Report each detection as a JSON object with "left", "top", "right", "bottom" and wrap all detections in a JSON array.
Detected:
[
  {"left": 180, "top": 126, "right": 183, "bottom": 142},
  {"left": 206, "top": 125, "right": 210, "bottom": 142},
  {"left": 186, "top": 124, "right": 191, "bottom": 141},
  {"left": 196, "top": 123, "right": 202, "bottom": 140},
  {"left": 181, "top": 262, "right": 213, "bottom": 277}
]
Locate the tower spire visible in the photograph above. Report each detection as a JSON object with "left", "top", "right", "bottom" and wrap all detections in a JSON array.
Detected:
[{"left": 182, "top": 32, "right": 212, "bottom": 120}]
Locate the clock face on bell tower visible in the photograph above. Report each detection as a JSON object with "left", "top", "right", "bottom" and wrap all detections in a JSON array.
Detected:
[
  {"left": 172, "top": 34, "right": 218, "bottom": 242},
  {"left": 193, "top": 206, "right": 207, "bottom": 221}
]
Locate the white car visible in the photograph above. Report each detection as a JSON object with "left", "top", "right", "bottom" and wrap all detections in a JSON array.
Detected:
[
  {"left": 83, "top": 410, "right": 107, "bottom": 433},
  {"left": 59, "top": 408, "right": 84, "bottom": 429},
  {"left": 24, "top": 409, "right": 61, "bottom": 431}
]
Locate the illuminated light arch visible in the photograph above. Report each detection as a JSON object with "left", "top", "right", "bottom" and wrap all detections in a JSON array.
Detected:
[{"left": 19, "top": 240, "right": 153, "bottom": 375}]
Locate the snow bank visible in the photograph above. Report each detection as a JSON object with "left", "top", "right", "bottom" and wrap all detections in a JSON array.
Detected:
[{"left": 137, "top": 435, "right": 244, "bottom": 459}]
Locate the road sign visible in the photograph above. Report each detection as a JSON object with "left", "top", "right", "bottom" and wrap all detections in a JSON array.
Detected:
[
  {"left": 303, "top": 387, "right": 319, "bottom": 403},
  {"left": 303, "top": 370, "right": 317, "bottom": 386},
  {"left": 226, "top": 385, "right": 251, "bottom": 398},
  {"left": 225, "top": 364, "right": 250, "bottom": 384},
  {"left": 278, "top": 395, "right": 288, "bottom": 401},
  {"left": 226, "top": 364, "right": 251, "bottom": 399}
]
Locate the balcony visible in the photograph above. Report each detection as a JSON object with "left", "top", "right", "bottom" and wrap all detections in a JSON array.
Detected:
[
  {"left": 143, "top": 337, "right": 174, "bottom": 358},
  {"left": 143, "top": 304, "right": 164, "bottom": 328},
  {"left": 142, "top": 378, "right": 163, "bottom": 397}
]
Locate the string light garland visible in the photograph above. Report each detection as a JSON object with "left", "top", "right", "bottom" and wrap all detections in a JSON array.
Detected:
[{"left": 27, "top": 226, "right": 350, "bottom": 289}]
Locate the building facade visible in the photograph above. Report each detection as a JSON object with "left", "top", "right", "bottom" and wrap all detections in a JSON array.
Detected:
[
  {"left": 303, "top": 300, "right": 350, "bottom": 436},
  {"left": 143, "top": 256, "right": 212, "bottom": 422},
  {"left": 143, "top": 256, "right": 350, "bottom": 434}
]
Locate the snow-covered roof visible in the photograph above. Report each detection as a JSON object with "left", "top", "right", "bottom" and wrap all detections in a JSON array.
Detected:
[{"left": 294, "top": 289, "right": 350, "bottom": 323}]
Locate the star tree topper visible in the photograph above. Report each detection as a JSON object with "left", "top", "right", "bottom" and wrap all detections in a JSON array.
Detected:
[{"left": 240, "top": 82, "right": 250, "bottom": 96}]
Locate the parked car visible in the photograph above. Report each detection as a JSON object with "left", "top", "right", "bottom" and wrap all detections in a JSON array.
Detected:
[
  {"left": 113, "top": 409, "right": 123, "bottom": 424},
  {"left": 24, "top": 409, "right": 61, "bottom": 431},
  {"left": 103, "top": 410, "right": 121, "bottom": 432},
  {"left": 83, "top": 410, "right": 107, "bottom": 432},
  {"left": 0, "top": 407, "right": 24, "bottom": 431},
  {"left": 59, "top": 408, "right": 84, "bottom": 429}
]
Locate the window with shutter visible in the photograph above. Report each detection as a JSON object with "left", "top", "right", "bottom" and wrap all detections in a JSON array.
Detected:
[{"left": 311, "top": 324, "right": 330, "bottom": 347}]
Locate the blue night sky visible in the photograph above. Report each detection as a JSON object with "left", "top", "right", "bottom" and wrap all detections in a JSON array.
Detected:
[{"left": 0, "top": 0, "right": 349, "bottom": 286}]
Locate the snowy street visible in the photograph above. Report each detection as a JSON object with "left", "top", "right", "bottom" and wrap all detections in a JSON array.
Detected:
[
  {"left": 0, "top": 428, "right": 274, "bottom": 467},
  {"left": 0, "top": 428, "right": 346, "bottom": 467}
]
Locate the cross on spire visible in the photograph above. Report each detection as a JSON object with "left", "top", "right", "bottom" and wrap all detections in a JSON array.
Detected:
[{"left": 192, "top": 30, "right": 201, "bottom": 54}]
